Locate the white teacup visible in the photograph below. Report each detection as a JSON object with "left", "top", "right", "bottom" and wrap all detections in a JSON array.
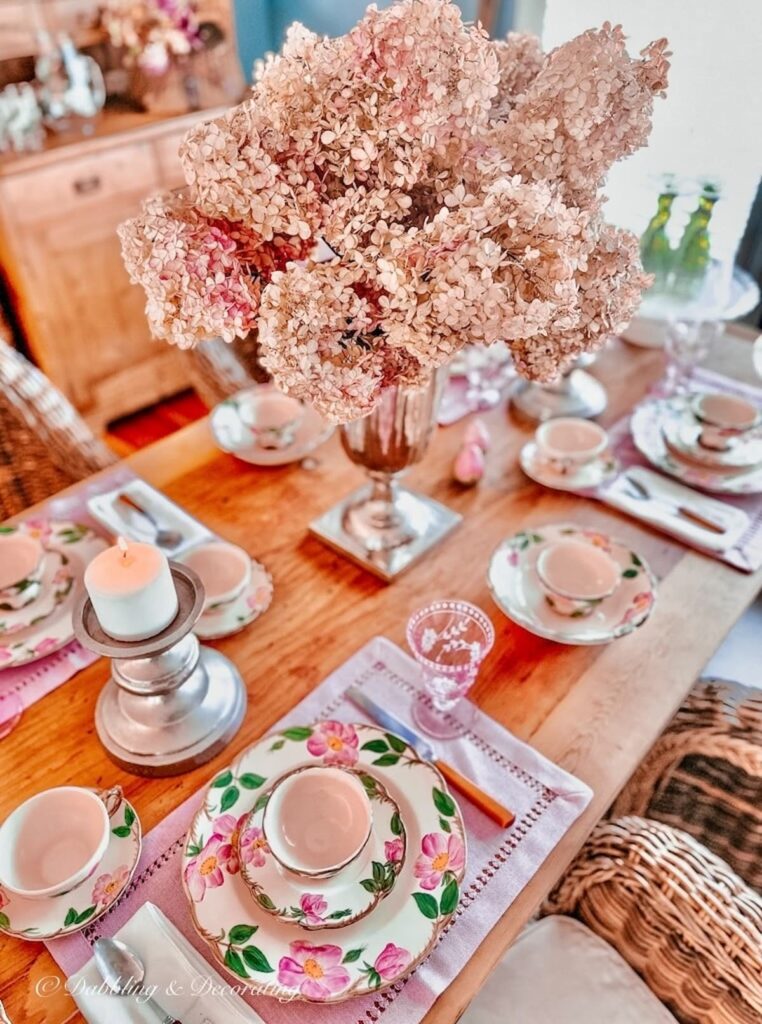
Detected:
[
  {"left": 0, "top": 787, "right": 112, "bottom": 899},
  {"left": 262, "top": 766, "right": 372, "bottom": 879},
  {"left": 692, "top": 392, "right": 761, "bottom": 452},
  {"left": 537, "top": 538, "right": 621, "bottom": 617},
  {"left": 239, "top": 391, "right": 305, "bottom": 451},
  {"left": 180, "top": 541, "right": 251, "bottom": 613},
  {"left": 535, "top": 418, "right": 609, "bottom": 472},
  {"left": 0, "top": 533, "right": 44, "bottom": 611}
]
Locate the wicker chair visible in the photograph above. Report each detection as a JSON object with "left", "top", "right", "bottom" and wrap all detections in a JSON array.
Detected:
[
  {"left": 184, "top": 332, "right": 270, "bottom": 409},
  {"left": 0, "top": 343, "right": 116, "bottom": 519},
  {"left": 610, "top": 677, "right": 762, "bottom": 892},
  {"left": 545, "top": 816, "right": 762, "bottom": 1024}
]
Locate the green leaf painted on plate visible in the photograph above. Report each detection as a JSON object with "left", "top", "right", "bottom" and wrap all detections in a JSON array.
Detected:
[
  {"left": 253, "top": 793, "right": 269, "bottom": 813},
  {"left": 368, "top": 968, "right": 382, "bottom": 990},
  {"left": 360, "top": 739, "right": 388, "bottom": 753},
  {"left": 327, "top": 909, "right": 352, "bottom": 920},
  {"left": 186, "top": 844, "right": 201, "bottom": 857},
  {"left": 342, "top": 947, "right": 365, "bottom": 964},
  {"left": 433, "top": 787, "right": 456, "bottom": 817},
  {"left": 0, "top": 526, "right": 15, "bottom": 534},
  {"left": 359, "top": 773, "right": 378, "bottom": 797},
  {"left": 390, "top": 811, "right": 403, "bottom": 836},
  {"left": 257, "top": 893, "right": 276, "bottom": 911},
  {"left": 111, "top": 825, "right": 131, "bottom": 838},
  {"left": 372, "top": 861, "right": 385, "bottom": 884},
  {"left": 412, "top": 892, "right": 439, "bottom": 919},
  {"left": 229, "top": 924, "right": 258, "bottom": 945},
  {"left": 123, "top": 805, "right": 135, "bottom": 828},
  {"left": 631, "top": 552, "right": 643, "bottom": 566},
  {"left": 239, "top": 773, "right": 266, "bottom": 790},
  {"left": 212, "top": 770, "right": 233, "bottom": 788},
  {"left": 622, "top": 568, "right": 639, "bottom": 578},
  {"left": 440, "top": 877, "right": 460, "bottom": 916},
  {"left": 282, "top": 727, "right": 312, "bottom": 742},
  {"left": 224, "top": 948, "right": 248, "bottom": 979},
  {"left": 385, "top": 733, "right": 407, "bottom": 753},
  {"left": 0, "top": 912, "right": 8, "bottom": 929},
  {"left": 63, "top": 908, "right": 78, "bottom": 927},
  {"left": 242, "top": 945, "right": 274, "bottom": 974},
  {"left": 220, "top": 786, "right": 239, "bottom": 812},
  {"left": 269, "top": 739, "right": 285, "bottom": 752},
  {"left": 359, "top": 878, "right": 378, "bottom": 894},
  {"left": 439, "top": 816, "right": 452, "bottom": 833},
  {"left": 75, "top": 906, "right": 96, "bottom": 925},
  {"left": 372, "top": 753, "right": 400, "bottom": 767}
]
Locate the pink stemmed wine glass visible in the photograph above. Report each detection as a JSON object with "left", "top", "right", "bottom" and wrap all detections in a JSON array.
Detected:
[{"left": 407, "top": 599, "right": 494, "bottom": 739}]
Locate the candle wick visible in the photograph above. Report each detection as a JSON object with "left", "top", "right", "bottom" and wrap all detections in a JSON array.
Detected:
[{"left": 117, "top": 535, "right": 130, "bottom": 560}]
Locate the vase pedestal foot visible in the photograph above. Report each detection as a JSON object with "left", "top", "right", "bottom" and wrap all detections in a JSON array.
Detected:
[
  {"left": 309, "top": 484, "right": 462, "bottom": 582},
  {"left": 510, "top": 368, "right": 607, "bottom": 423}
]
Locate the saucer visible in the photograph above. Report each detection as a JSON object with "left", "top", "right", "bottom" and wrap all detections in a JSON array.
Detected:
[
  {"left": 210, "top": 387, "right": 335, "bottom": 467},
  {"left": 519, "top": 441, "right": 619, "bottom": 492},
  {"left": 0, "top": 549, "right": 73, "bottom": 637},
  {"left": 632, "top": 399, "right": 762, "bottom": 495},
  {"left": 183, "top": 722, "right": 466, "bottom": 1003},
  {"left": 0, "top": 790, "right": 141, "bottom": 941},
  {"left": 191, "top": 558, "right": 273, "bottom": 641},
  {"left": 240, "top": 777, "right": 405, "bottom": 930},
  {"left": 0, "top": 521, "right": 107, "bottom": 669},
  {"left": 487, "top": 523, "right": 657, "bottom": 645}
]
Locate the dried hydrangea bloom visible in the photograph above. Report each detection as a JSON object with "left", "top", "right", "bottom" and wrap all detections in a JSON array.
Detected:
[
  {"left": 490, "top": 32, "right": 544, "bottom": 119},
  {"left": 490, "top": 23, "right": 670, "bottom": 206},
  {"left": 118, "top": 192, "right": 262, "bottom": 347}
]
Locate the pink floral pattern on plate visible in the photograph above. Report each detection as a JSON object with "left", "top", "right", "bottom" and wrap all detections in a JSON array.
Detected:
[{"left": 306, "top": 720, "right": 359, "bottom": 766}]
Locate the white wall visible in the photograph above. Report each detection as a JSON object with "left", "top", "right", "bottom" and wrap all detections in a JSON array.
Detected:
[{"left": 542, "top": 0, "right": 762, "bottom": 262}]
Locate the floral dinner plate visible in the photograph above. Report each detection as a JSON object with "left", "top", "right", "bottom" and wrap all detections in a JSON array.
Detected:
[
  {"left": 0, "top": 788, "right": 141, "bottom": 941},
  {"left": 0, "top": 520, "right": 107, "bottom": 669},
  {"left": 239, "top": 775, "right": 405, "bottom": 930},
  {"left": 631, "top": 399, "right": 762, "bottom": 494},
  {"left": 183, "top": 721, "right": 466, "bottom": 1003},
  {"left": 487, "top": 523, "right": 657, "bottom": 645}
]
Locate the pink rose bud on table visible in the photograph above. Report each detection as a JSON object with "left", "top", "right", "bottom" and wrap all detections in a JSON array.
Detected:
[
  {"left": 453, "top": 442, "right": 485, "bottom": 485},
  {"left": 463, "top": 417, "right": 491, "bottom": 452}
]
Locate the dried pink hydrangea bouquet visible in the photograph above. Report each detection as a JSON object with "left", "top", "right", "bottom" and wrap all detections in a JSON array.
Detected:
[{"left": 120, "top": 0, "right": 669, "bottom": 425}]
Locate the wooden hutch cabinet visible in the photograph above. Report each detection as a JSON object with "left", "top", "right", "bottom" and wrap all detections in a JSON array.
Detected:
[{"left": 0, "top": 0, "right": 245, "bottom": 430}]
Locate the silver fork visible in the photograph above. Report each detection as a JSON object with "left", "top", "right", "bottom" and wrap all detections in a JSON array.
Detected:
[{"left": 622, "top": 475, "right": 727, "bottom": 534}]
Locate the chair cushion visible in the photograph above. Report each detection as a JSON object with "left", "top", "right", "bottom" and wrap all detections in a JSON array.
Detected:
[{"left": 461, "top": 916, "right": 678, "bottom": 1024}]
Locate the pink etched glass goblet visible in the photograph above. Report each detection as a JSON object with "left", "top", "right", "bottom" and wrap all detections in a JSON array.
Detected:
[{"left": 407, "top": 599, "right": 494, "bottom": 739}]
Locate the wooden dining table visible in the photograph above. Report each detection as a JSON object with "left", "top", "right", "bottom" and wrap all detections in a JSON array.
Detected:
[{"left": 1, "top": 334, "right": 760, "bottom": 1024}]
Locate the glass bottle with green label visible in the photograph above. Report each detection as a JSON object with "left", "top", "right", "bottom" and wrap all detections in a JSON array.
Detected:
[
  {"left": 671, "top": 181, "right": 720, "bottom": 299},
  {"left": 640, "top": 175, "right": 678, "bottom": 290}
]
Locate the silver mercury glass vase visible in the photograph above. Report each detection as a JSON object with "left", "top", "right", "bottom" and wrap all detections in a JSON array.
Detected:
[{"left": 309, "top": 366, "right": 461, "bottom": 581}]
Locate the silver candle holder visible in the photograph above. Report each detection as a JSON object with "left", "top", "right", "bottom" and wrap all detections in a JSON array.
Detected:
[{"left": 73, "top": 564, "right": 246, "bottom": 777}]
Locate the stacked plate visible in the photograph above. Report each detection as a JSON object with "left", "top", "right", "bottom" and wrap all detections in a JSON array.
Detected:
[
  {"left": 632, "top": 392, "right": 762, "bottom": 495},
  {"left": 182, "top": 721, "right": 467, "bottom": 1003},
  {"left": 0, "top": 520, "right": 106, "bottom": 669}
]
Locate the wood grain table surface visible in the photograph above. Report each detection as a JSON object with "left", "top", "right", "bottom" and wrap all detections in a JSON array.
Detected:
[{"left": 1, "top": 336, "right": 760, "bottom": 1024}]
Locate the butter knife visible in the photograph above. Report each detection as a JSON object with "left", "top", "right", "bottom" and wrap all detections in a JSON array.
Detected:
[{"left": 347, "top": 685, "right": 515, "bottom": 828}]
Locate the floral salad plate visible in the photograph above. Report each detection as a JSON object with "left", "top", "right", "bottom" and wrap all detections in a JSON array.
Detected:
[
  {"left": 487, "top": 523, "right": 657, "bottom": 645},
  {"left": 0, "top": 549, "right": 73, "bottom": 638},
  {"left": 631, "top": 399, "right": 762, "bottom": 495},
  {"left": 240, "top": 775, "right": 405, "bottom": 930},
  {"left": 661, "top": 406, "right": 762, "bottom": 471},
  {"left": 186, "top": 557, "right": 274, "bottom": 642},
  {"left": 0, "top": 787, "right": 141, "bottom": 941},
  {"left": 0, "top": 520, "right": 107, "bottom": 669},
  {"left": 210, "top": 389, "right": 335, "bottom": 467},
  {"left": 183, "top": 720, "right": 466, "bottom": 1003},
  {"left": 519, "top": 440, "right": 619, "bottom": 492}
]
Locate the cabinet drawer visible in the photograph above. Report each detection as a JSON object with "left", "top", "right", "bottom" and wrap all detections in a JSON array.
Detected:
[{"left": 3, "top": 143, "right": 160, "bottom": 223}]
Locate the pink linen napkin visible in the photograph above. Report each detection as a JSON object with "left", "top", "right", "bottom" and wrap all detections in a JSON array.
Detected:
[
  {"left": 0, "top": 466, "right": 136, "bottom": 730},
  {"left": 47, "top": 636, "right": 592, "bottom": 1024},
  {"left": 598, "top": 367, "right": 762, "bottom": 573}
]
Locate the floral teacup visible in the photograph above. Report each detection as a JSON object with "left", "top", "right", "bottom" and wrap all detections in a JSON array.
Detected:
[
  {"left": 0, "top": 532, "right": 44, "bottom": 611},
  {"left": 536, "top": 538, "right": 621, "bottom": 617},
  {"left": 535, "top": 417, "right": 609, "bottom": 472},
  {"left": 179, "top": 541, "right": 252, "bottom": 614},
  {"left": 0, "top": 786, "right": 119, "bottom": 899},
  {"left": 692, "top": 392, "right": 761, "bottom": 452},
  {"left": 239, "top": 391, "right": 305, "bottom": 451},
  {"left": 262, "top": 765, "right": 373, "bottom": 879}
]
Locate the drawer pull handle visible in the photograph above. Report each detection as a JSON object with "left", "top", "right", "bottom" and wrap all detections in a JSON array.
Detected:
[{"left": 73, "top": 175, "right": 102, "bottom": 195}]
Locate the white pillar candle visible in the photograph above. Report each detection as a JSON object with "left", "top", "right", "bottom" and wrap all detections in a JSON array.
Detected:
[{"left": 84, "top": 537, "right": 179, "bottom": 642}]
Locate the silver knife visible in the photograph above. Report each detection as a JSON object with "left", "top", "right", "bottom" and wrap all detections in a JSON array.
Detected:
[{"left": 347, "top": 685, "right": 515, "bottom": 827}]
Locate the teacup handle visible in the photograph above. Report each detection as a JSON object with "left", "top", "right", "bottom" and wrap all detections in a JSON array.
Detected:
[{"left": 97, "top": 785, "right": 123, "bottom": 816}]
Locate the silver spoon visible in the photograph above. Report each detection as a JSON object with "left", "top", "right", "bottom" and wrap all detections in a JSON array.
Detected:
[
  {"left": 117, "top": 494, "right": 184, "bottom": 550},
  {"left": 622, "top": 474, "right": 727, "bottom": 534},
  {"left": 93, "top": 936, "right": 181, "bottom": 1024}
]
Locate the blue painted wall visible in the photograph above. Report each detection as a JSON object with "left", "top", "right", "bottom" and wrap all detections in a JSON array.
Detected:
[{"left": 233, "top": 1, "right": 510, "bottom": 80}]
